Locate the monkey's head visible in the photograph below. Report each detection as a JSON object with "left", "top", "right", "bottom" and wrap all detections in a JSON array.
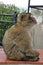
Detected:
[{"left": 17, "top": 13, "right": 37, "bottom": 27}]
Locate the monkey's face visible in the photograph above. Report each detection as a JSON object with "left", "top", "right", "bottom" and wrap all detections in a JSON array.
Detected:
[{"left": 17, "top": 13, "right": 37, "bottom": 27}]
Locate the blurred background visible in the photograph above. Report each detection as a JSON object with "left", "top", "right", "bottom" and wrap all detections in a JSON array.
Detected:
[{"left": 0, "top": 0, "right": 43, "bottom": 49}]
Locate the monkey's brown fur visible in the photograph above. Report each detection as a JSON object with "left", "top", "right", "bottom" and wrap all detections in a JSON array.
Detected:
[{"left": 2, "top": 13, "right": 39, "bottom": 61}]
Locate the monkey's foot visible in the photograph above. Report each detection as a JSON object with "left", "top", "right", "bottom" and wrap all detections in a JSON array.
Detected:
[
  {"left": 21, "top": 55, "right": 39, "bottom": 61},
  {"left": 25, "top": 49, "right": 39, "bottom": 61}
]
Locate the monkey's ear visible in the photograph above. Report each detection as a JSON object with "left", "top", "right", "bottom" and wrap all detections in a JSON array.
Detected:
[
  {"left": 17, "top": 13, "right": 26, "bottom": 22},
  {"left": 21, "top": 14, "right": 26, "bottom": 21}
]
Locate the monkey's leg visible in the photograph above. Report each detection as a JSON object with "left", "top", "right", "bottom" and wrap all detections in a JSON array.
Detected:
[{"left": 7, "top": 45, "right": 25, "bottom": 60}]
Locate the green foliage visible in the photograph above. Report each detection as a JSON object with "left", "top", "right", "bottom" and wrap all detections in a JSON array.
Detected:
[
  {"left": 0, "top": 3, "right": 20, "bottom": 42},
  {"left": 0, "top": 3, "right": 20, "bottom": 20}
]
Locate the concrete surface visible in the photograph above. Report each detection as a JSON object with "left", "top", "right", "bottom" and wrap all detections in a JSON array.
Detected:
[{"left": 32, "top": 23, "right": 43, "bottom": 49}]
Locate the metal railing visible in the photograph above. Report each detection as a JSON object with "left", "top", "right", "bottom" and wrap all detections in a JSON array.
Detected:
[{"left": 28, "top": 0, "right": 43, "bottom": 13}]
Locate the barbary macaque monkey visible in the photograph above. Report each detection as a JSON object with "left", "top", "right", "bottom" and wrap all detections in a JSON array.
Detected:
[{"left": 2, "top": 13, "right": 39, "bottom": 61}]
